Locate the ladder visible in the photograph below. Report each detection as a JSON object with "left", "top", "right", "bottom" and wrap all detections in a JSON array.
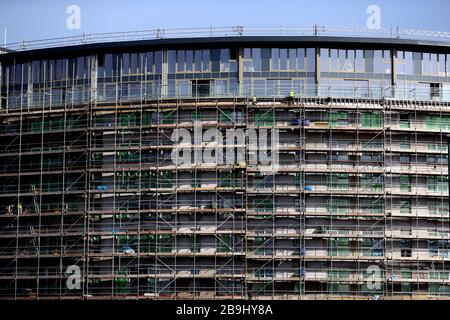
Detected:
[{"left": 31, "top": 185, "right": 41, "bottom": 215}]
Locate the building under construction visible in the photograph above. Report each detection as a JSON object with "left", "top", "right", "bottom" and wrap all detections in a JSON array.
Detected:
[{"left": 1, "top": 27, "right": 450, "bottom": 299}]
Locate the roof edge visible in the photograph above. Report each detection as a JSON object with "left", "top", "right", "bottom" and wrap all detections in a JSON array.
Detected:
[{"left": 1, "top": 35, "right": 449, "bottom": 63}]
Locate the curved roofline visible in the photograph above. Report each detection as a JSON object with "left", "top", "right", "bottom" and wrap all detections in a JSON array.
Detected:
[{"left": 1, "top": 35, "right": 450, "bottom": 63}]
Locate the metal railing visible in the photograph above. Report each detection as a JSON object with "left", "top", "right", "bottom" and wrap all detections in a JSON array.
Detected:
[
  {"left": 2, "top": 84, "right": 450, "bottom": 113},
  {"left": 2, "top": 25, "right": 450, "bottom": 52}
]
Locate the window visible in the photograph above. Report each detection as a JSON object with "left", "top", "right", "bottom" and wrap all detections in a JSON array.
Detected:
[
  {"left": 191, "top": 234, "right": 200, "bottom": 253},
  {"left": 254, "top": 268, "right": 273, "bottom": 279},
  {"left": 329, "top": 174, "right": 349, "bottom": 190},
  {"left": 400, "top": 175, "right": 411, "bottom": 192},
  {"left": 361, "top": 112, "right": 382, "bottom": 128},
  {"left": 154, "top": 51, "right": 163, "bottom": 74},
  {"left": 218, "top": 234, "right": 232, "bottom": 253},
  {"left": 220, "top": 110, "right": 233, "bottom": 123},
  {"left": 429, "top": 240, "right": 438, "bottom": 257},
  {"left": 400, "top": 240, "right": 412, "bottom": 257},
  {"left": 130, "top": 53, "right": 138, "bottom": 74},
  {"left": 329, "top": 238, "right": 349, "bottom": 256},
  {"left": 360, "top": 198, "right": 383, "bottom": 214},
  {"left": 280, "top": 49, "right": 288, "bottom": 70},
  {"left": 201, "top": 49, "right": 210, "bottom": 71},
  {"left": 220, "top": 49, "right": 230, "bottom": 72},
  {"left": 330, "top": 49, "right": 338, "bottom": 71},
  {"left": 328, "top": 199, "right": 349, "bottom": 214},
  {"left": 194, "top": 50, "right": 203, "bottom": 72},
  {"left": 119, "top": 113, "right": 136, "bottom": 127},
  {"left": 438, "top": 54, "right": 446, "bottom": 76},
  {"left": 320, "top": 48, "right": 329, "bottom": 72},
  {"left": 345, "top": 50, "right": 355, "bottom": 72},
  {"left": 429, "top": 283, "right": 450, "bottom": 296},
  {"left": 428, "top": 176, "right": 448, "bottom": 193},
  {"left": 423, "top": 53, "right": 430, "bottom": 75},
  {"left": 158, "top": 234, "right": 173, "bottom": 253},
  {"left": 430, "top": 271, "right": 449, "bottom": 280},
  {"left": 254, "top": 237, "right": 272, "bottom": 255},
  {"left": 382, "top": 50, "right": 391, "bottom": 73},
  {"left": 168, "top": 50, "right": 176, "bottom": 73},
  {"left": 427, "top": 155, "right": 447, "bottom": 164},
  {"left": 253, "top": 199, "right": 273, "bottom": 213},
  {"left": 404, "top": 51, "right": 413, "bottom": 75},
  {"left": 328, "top": 283, "right": 350, "bottom": 295},
  {"left": 331, "top": 152, "right": 349, "bottom": 162},
  {"left": 255, "top": 111, "right": 273, "bottom": 126},
  {"left": 400, "top": 113, "right": 410, "bottom": 128},
  {"left": 400, "top": 200, "right": 411, "bottom": 214},
  {"left": 252, "top": 282, "right": 273, "bottom": 294},
  {"left": 190, "top": 171, "right": 200, "bottom": 188},
  {"left": 399, "top": 154, "right": 410, "bottom": 163},
  {"left": 355, "top": 50, "right": 364, "bottom": 72},
  {"left": 430, "top": 83, "right": 442, "bottom": 100},
  {"left": 146, "top": 52, "right": 154, "bottom": 74},
  {"left": 362, "top": 238, "right": 384, "bottom": 256},
  {"left": 191, "top": 110, "right": 201, "bottom": 121},
  {"left": 365, "top": 50, "right": 374, "bottom": 73},
  {"left": 121, "top": 53, "right": 130, "bottom": 75},
  {"left": 338, "top": 49, "right": 346, "bottom": 72},
  {"left": 76, "top": 56, "right": 86, "bottom": 79},
  {"left": 413, "top": 52, "right": 422, "bottom": 75},
  {"left": 429, "top": 240, "right": 449, "bottom": 258},
  {"left": 428, "top": 201, "right": 448, "bottom": 217},
  {"left": 219, "top": 172, "right": 233, "bottom": 188},
  {"left": 360, "top": 174, "right": 383, "bottom": 191},
  {"left": 329, "top": 270, "right": 350, "bottom": 280},
  {"left": 374, "top": 50, "right": 382, "bottom": 73},
  {"left": 427, "top": 143, "right": 447, "bottom": 152},
  {"left": 192, "top": 80, "right": 210, "bottom": 97},
  {"left": 289, "top": 48, "right": 297, "bottom": 70},
  {"left": 362, "top": 140, "right": 383, "bottom": 149},
  {"left": 116, "top": 171, "right": 139, "bottom": 189},
  {"left": 252, "top": 48, "right": 261, "bottom": 71},
  {"left": 400, "top": 283, "right": 411, "bottom": 295},
  {"left": 177, "top": 50, "right": 185, "bottom": 72},
  {"left": 430, "top": 54, "right": 438, "bottom": 75},
  {"left": 157, "top": 171, "right": 173, "bottom": 188},
  {"left": 426, "top": 115, "right": 450, "bottom": 130},
  {"left": 271, "top": 48, "right": 279, "bottom": 70},
  {"left": 329, "top": 112, "right": 348, "bottom": 126},
  {"left": 185, "top": 50, "right": 193, "bottom": 72}
]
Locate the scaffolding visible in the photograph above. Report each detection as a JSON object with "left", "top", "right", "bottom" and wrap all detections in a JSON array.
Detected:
[
  {"left": 0, "top": 88, "right": 449, "bottom": 299},
  {"left": 1, "top": 42, "right": 450, "bottom": 300}
]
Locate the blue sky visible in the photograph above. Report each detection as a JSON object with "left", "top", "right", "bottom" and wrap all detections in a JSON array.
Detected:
[{"left": 0, "top": 0, "right": 449, "bottom": 44}]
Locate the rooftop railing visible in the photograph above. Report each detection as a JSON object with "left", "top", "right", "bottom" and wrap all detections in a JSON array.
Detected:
[
  {"left": 2, "top": 25, "right": 450, "bottom": 52},
  {"left": 2, "top": 84, "right": 450, "bottom": 113}
]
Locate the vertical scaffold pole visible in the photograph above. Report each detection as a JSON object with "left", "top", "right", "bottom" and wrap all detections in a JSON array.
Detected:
[{"left": 448, "top": 135, "right": 450, "bottom": 224}]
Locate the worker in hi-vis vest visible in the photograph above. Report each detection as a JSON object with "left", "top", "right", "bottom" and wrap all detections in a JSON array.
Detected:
[
  {"left": 288, "top": 90, "right": 295, "bottom": 104},
  {"left": 289, "top": 90, "right": 295, "bottom": 98},
  {"left": 17, "top": 202, "right": 23, "bottom": 215},
  {"left": 252, "top": 96, "right": 257, "bottom": 105}
]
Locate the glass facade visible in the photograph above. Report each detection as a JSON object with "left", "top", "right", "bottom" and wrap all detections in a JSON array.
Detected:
[
  {"left": 97, "top": 51, "right": 163, "bottom": 101},
  {"left": 1, "top": 39, "right": 450, "bottom": 299},
  {"left": 320, "top": 48, "right": 391, "bottom": 97},
  {"left": 396, "top": 50, "right": 450, "bottom": 100},
  {"left": 2, "top": 44, "right": 450, "bottom": 110},
  {"left": 243, "top": 47, "right": 316, "bottom": 96},
  {"left": 167, "top": 48, "right": 238, "bottom": 97}
]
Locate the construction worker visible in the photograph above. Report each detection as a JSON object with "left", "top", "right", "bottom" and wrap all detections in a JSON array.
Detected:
[
  {"left": 288, "top": 90, "right": 295, "bottom": 105},
  {"left": 17, "top": 202, "right": 23, "bottom": 215},
  {"left": 289, "top": 90, "right": 295, "bottom": 99},
  {"left": 252, "top": 96, "right": 257, "bottom": 105}
]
